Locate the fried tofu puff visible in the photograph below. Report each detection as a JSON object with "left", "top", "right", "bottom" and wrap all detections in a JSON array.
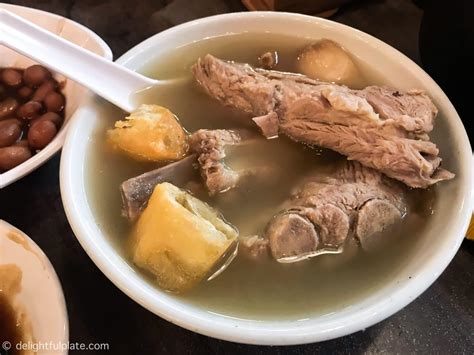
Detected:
[
  {"left": 130, "top": 182, "right": 238, "bottom": 293},
  {"left": 107, "top": 104, "right": 188, "bottom": 162}
]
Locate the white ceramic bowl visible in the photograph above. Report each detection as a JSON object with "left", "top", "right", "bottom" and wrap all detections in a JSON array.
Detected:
[
  {"left": 0, "top": 4, "right": 112, "bottom": 189},
  {"left": 60, "top": 12, "right": 474, "bottom": 345},
  {"left": 0, "top": 220, "right": 68, "bottom": 355}
]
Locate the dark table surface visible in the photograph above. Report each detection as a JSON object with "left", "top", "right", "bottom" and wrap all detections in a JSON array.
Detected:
[{"left": 1, "top": 0, "right": 473, "bottom": 353}]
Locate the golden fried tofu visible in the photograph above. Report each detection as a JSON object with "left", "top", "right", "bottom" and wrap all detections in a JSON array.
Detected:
[
  {"left": 107, "top": 104, "right": 188, "bottom": 162},
  {"left": 130, "top": 182, "right": 238, "bottom": 293}
]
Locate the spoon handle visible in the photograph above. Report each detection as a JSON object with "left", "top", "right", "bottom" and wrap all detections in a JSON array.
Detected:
[{"left": 0, "top": 9, "right": 156, "bottom": 112}]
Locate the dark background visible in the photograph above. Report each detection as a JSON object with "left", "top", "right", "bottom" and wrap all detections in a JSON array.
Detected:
[{"left": 1, "top": 0, "right": 473, "bottom": 353}]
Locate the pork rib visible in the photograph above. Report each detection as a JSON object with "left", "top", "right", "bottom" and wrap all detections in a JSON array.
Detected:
[
  {"left": 189, "top": 129, "right": 277, "bottom": 195},
  {"left": 265, "top": 162, "right": 407, "bottom": 261},
  {"left": 192, "top": 54, "right": 454, "bottom": 188}
]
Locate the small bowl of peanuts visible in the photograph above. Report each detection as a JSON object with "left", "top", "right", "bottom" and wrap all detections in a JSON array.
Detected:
[{"left": 0, "top": 3, "right": 112, "bottom": 188}]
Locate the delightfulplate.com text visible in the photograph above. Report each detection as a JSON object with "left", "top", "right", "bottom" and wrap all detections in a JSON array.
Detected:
[{"left": 1, "top": 340, "right": 110, "bottom": 352}]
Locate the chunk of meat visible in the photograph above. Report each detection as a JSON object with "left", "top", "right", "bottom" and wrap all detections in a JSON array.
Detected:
[
  {"left": 189, "top": 129, "right": 241, "bottom": 195},
  {"left": 264, "top": 162, "right": 406, "bottom": 262},
  {"left": 193, "top": 55, "right": 454, "bottom": 188},
  {"left": 189, "top": 129, "right": 277, "bottom": 195}
]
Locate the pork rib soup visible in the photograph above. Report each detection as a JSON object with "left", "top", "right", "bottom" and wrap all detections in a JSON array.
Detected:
[{"left": 86, "top": 33, "right": 445, "bottom": 320}]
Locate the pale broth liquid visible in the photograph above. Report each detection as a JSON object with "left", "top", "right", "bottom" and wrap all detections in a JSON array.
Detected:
[{"left": 86, "top": 33, "right": 435, "bottom": 320}]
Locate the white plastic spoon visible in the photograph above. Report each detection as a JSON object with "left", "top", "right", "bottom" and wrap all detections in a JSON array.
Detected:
[{"left": 0, "top": 9, "right": 160, "bottom": 112}]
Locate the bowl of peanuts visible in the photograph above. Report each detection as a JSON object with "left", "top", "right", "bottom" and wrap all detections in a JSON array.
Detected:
[{"left": 0, "top": 4, "right": 112, "bottom": 188}]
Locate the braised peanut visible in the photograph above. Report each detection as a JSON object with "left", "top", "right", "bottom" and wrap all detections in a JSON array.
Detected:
[
  {"left": 28, "top": 120, "right": 57, "bottom": 150},
  {"left": 23, "top": 65, "right": 52, "bottom": 87},
  {"left": 1, "top": 69, "right": 22, "bottom": 87},
  {"left": 16, "top": 100, "right": 42, "bottom": 120},
  {"left": 32, "top": 80, "right": 57, "bottom": 102},
  {"left": 0, "top": 119, "right": 22, "bottom": 147},
  {"left": 18, "top": 86, "right": 34, "bottom": 100},
  {"left": 44, "top": 92, "right": 65, "bottom": 112},
  {"left": 0, "top": 145, "right": 31, "bottom": 170},
  {"left": 0, "top": 97, "right": 19, "bottom": 119}
]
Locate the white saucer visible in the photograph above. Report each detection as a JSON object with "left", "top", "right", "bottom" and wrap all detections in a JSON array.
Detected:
[{"left": 0, "top": 220, "right": 68, "bottom": 355}]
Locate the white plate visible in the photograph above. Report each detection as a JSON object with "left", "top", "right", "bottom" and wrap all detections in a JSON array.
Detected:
[{"left": 0, "top": 220, "right": 68, "bottom": 355}]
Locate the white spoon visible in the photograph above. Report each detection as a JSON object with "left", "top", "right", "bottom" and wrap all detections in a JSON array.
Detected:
[{"left": 0, "top": 9, "right": 164, "bottom": 112}]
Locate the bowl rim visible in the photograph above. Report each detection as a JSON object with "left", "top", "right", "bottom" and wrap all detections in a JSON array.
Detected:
[
  {"left": 60, "top": 11, "right": 474, "bottom": 345},
  {"left": 0, "top": 3, "right": 113, "bottom": 189}
]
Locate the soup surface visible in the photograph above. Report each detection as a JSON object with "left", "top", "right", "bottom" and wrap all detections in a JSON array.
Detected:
[{"left": 86, "top": 33, "right": 435, "bottom": 320}]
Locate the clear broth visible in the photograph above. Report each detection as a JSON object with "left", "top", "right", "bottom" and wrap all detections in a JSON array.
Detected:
[{"left": 86, "top": 33, "right": 435, "bottom": 320}]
